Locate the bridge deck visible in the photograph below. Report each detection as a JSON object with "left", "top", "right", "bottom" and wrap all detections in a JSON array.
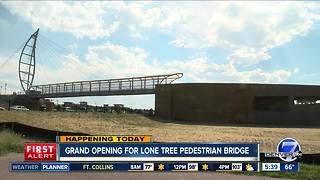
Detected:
[{"left": 28, "top": 73, "right": 183, "bottom": 98}]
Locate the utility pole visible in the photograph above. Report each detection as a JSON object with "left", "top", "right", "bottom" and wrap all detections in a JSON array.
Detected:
[
  {"left": 4, "top": 83, "right": 7, "bottom": 94},
  {"left": 8, "top": 95, "right": 11, "bottom": 111}
]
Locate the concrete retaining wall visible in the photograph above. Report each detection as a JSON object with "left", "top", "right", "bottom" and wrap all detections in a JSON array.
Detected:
[{"left": 155, "top": 83, "right": 320, "bottom": 126}]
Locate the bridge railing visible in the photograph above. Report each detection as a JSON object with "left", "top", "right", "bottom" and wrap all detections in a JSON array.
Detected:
[{"left": 29, "top": 73, "right": 183, "bottom": 97}]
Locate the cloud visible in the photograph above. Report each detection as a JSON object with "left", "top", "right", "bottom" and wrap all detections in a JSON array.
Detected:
[
  {"left": 110, "top": 2, "right": 162, "bottom": 28},
  {"left": 1, "top": 1, "right": 119, "bottom": 39},
  {"left": 0, "top": 55, "right": 21, "bottom": 93},
  {"left": 33, "top": 42, "right": 167, "bottom": 86},
  {"left": 156, "top": 2, "right": 320, "bottom": 65},
  {"left": 169, "top": 38, "right": 192, "bottom": 48},
  {"left": 163, "top": 56, "right": 292, "bottom": 83},
  {"left": 0, "top": 1, "right": 162, "bottom": 39},
  {"left": 227, "top": 47, "right": 271, "bottom": 66},
  {"left": 33, "top": 43, "right": 293, "bottom": 86},
  {"left": 3, "top": 1, "right": 320, "bottom": 65}
]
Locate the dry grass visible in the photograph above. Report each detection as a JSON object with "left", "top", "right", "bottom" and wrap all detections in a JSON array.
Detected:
[
  {"left": 0, "top": 130, "right": 26, "bottom": 155},
  {"left": 0, "top": 111, "right": 319, "bottom": 153}
]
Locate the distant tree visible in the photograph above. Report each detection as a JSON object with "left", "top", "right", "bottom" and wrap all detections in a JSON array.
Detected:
[
  {"left": 148, "top": 108, "right": 154, "bottom": 117},
  {"left": 56, "top": 104, "right": 61, "bottom": 111}
]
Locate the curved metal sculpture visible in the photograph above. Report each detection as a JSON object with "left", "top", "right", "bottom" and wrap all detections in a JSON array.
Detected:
[{"left": 19, "top": 28, "right": 39, "bottom": 94}]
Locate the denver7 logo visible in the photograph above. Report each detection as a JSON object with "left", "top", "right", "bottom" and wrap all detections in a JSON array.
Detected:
[{"left": 277, "top": 138, "right": 301, "bottom": 162}]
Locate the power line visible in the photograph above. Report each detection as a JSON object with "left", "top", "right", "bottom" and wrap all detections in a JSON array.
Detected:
[
  {"left": 39, "top": 34, "right": 70, "bottom": 54},
  {"left": 37, "top": 34, "right": 93, "bottom": 83},
  {"left": 0, "top": 40, "right": 26, "bottom": 70}
]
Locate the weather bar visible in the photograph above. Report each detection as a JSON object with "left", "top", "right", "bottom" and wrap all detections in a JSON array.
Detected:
[{"left": 10, "top": 162, "right": 260, "bottom": 172}]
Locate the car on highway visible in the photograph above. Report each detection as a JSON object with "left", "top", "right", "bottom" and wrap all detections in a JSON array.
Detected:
[
  {"left": 64, "top": 107, "right": 75, "bottom": 112},
  {"left": 9, "top": 105, "right": 30, "bottom": 111}
]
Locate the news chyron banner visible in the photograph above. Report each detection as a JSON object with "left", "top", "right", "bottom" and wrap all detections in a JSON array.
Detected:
[
  {"left": 11, "top": 135, "right": 261, "bottom": 172},
  {"left": 58, "top": 135, "right": 152, "bottom": 143},
  {"left": 58, "top": 143, "right": 259, "bottom": 162}
]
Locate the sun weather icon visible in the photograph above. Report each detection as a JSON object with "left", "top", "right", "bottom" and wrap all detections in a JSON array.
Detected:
[{"left": 245, "top": 164, "right": 254, "bottom": 171}]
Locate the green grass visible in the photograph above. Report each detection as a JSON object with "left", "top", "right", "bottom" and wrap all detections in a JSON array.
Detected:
[
  {"left": 0, "top": 130, "right": 26, "bottom": 155},
  {"left": 229, "top": 163, "right": 320, "bottom": 180},
  {"left": 259, "top": 163, "right": 320, "bottom": 180}
]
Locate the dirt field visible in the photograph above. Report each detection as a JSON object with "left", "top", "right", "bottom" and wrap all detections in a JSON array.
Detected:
[{"left": 0, "top": 111, "right": 319, "bottom": 153}]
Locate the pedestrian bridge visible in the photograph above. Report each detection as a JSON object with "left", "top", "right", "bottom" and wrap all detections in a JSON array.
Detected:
[{"left": 28, "top": 73, "right": 183, "bottom": 98}]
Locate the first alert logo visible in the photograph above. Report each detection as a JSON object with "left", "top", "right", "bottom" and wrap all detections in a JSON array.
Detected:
[{"left": 24, "top": 143, "right": 57, "bottom": 161}]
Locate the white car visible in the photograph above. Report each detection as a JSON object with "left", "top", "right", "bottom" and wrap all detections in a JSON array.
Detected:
[
  {"left": 10, "top": 105, "right": 30, "bottom": 111},
  {"left": 64, "top": 107, "right": 75, "bottom": 112}
]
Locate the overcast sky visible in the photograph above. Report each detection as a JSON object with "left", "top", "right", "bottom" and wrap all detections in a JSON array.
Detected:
[{"left": 1, "top": 1, "right": 320, "bottom": 108}]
